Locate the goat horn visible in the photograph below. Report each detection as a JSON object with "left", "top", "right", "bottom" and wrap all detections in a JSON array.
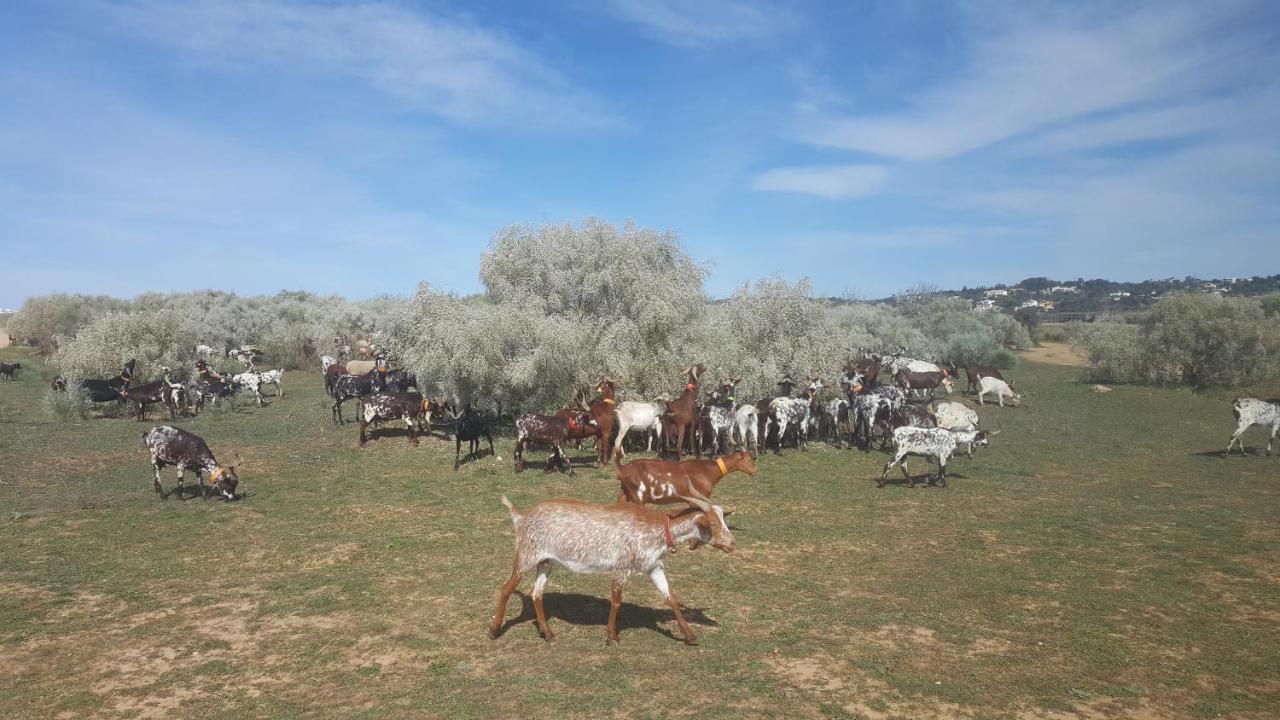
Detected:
[{"left": 678, "top": 495, "right": 712, "bottom": 513}]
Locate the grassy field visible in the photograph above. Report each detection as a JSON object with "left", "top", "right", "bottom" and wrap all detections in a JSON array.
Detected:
[{"left": 1, "top": 346, "right": 1278, "bottom": 719}]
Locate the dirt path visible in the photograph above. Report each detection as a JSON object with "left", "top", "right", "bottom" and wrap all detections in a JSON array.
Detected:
[
  {"left": 1020, "top": 341, "right": 1087, "bottom": 366},
  {"left": 0, "top": 325, "right": 9, "bottom": 348}
]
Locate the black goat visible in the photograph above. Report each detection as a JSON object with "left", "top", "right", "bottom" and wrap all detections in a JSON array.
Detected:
[
  {"left": 0, "top": 362, "right": 20, "bottom": 380},
  {"left": 453, "top": 404, "right": 494, "bottom": 470}
]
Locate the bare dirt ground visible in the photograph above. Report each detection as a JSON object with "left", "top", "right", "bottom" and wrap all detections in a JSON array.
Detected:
[{"left": 1020, "top": 341, "right": 1087, "bottom": 366}]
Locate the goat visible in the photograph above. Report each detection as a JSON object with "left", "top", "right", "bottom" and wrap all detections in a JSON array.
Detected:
[
  {"left": 767, "top": 394, "right": 811, "bottom": 454},
  {"left": 514, "top": 411, "right": 598, "bottom": 475},
  {"left": 382, "top": 368, "right": 417, "bottom": 394},
  {"left": 732, "top": 404, "right": 759, "bottom": 457},
  {"left": 697, "top": 379, "right": 742, "bottom": 457},
  {"left": 51, "top": 375, "right": 67, "bottom": 392},
  {"left": 254, "top": 368, "right": 284, "bottom": 398},
  {"left": 931, "top": 401, "right": 985, "bottom": 457},
  {"left": 976, "top": 376, "right": 1020, "bottom": 407},
  {"left": 824, "top": 397, "right": 851, "bottom": 447},
  {"left": 344, "top": 356, "right": 385, "bottom": 377},
  {"left": 850, "top": 382, "right": 905, "bottom": 452},
  {"left": 616, "top": 449, "right": 756, "bottom": 508},
  {"left": 965, "top": 365, "right": 1005, "bottom": 394},
  {"left": 452, "top": 404, "right": 495, "bottom": 469},
  {"left": 0, "top": 362, "right": 20, "bottom": 380},
  {"left": 662, "top": 364, "right": 706, "bottom": 459},
  {"left": 894, "top": 369, "right": 954, "bottom": 398},
  {"left": 489, "top": 495, "right": 733, "bottom": 646},
  {"left": 118, "top": 380, "right": 177, "bottom": 421},
  {"left": 358, "top": 392, "right": 429, "bottom": 446},
  {"left": 79, "top": 359, "right": 136, "bottom": 403},
  {"left": 612, "top": 400, "right": 665, "bottom": 458},
  {"left": 324, "top": 362, "right": 347, "bottom": 396},
  {"left": 141, "top": 425, "right": 239, "bottom": 500},
  {"left": 231, "top": 371, "right": 267, "bottom": 407},
  {"left": 880, "top": 427, "right": 989, "bottom": 488},
  {"left": 194, "top": 344, "right": 216, "bottom": 358},
  {"left": 1224, "top": 398, "right": 1280, "bottom": 456},
  {"left": 589, "top": 378, "right": 619, "bottom": 465},
  {"left": 332, "top": 370, "right": 385, "bottom": 424},
  {"left": 320, "top": 355, "right": 338, "bottom": 373}
]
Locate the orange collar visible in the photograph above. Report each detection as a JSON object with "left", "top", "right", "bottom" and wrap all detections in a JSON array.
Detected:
[
  {"left": 662, "top": 514, "right": 676, "bottom": 549},
  {"left": 715, "top": 458, "right": 728, "bottom": 476},
  {"left": 601, "top": 398, "right": 615, "bottom": 405},
  {"left": 209, "top": 467, "right": 224, "bottom": 485},
  {"left": 685, "top": 383, "right": 697, "bottom": 392},
  {"left": 421, "top": 399, "right": 432, "bottom": 413}
]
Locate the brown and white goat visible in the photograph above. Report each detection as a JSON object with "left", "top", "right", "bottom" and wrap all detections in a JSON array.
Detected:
[
  {"left": 615, "top": 449, "right": 756, "bottom": 510},
  {"left": 489, "top": 495, "right": 733, "bottom": 646}
]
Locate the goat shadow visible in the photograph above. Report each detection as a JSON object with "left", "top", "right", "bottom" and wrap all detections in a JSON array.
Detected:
[
  {"left": 492, "top": 591, "right": 719, "bottom": 642},
  {"left": 454, "top": 446, "right": 495, "bottom": 468},
  {"left": 1195, "top": 447, "right": 1269, "bottom": 458},
  {"left": 876, "top": 470, "right": 968, "bottom": 488}
]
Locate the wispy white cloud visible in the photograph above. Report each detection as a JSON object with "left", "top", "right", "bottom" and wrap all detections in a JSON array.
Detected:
[
  {"left": 801, "top": 3, "right": 1263, "bottom": 160},
  {"left": 751, "top": 164, "right": 887, "bottom": 199},
  {"left": 604, "top": 0, "right": 787, "bottom": 46},
  {"left": 104, "top": 0, "right": 617, "bottom": 129}
]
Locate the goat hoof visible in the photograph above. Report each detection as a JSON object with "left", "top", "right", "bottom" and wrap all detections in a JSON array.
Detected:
[
  {"left": 683, "top": 637, "right": 698, "bottom": 646},
  {"left": 607, "top": 636, "right": 621, "bottom": 646}
]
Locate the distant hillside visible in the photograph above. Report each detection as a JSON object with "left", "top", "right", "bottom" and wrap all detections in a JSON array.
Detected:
[{"left": 835, "top": 274, "right": 1280, "bottom": 317}]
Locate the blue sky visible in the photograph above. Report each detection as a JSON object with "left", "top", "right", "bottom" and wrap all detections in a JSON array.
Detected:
[{"left": 2, "top": 0, "right": 1278, "bottom": 307}]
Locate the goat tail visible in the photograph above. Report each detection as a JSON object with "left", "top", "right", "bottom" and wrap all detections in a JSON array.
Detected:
[{"left": 500, "top": 495, "right": 520, "bottom": 522}]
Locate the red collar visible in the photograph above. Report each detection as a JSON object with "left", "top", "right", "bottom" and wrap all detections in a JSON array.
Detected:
[
  {"left": 567, "top": 416, "right": 578, "bottom": 430},
  {"left": 662, "top": 514, "right": 676, "bottom": 549},
  {"left": 685, "top": 383, "right": 697, "bottom": 392}
]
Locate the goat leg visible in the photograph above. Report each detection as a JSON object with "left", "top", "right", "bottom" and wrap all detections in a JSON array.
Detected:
[
  {"left": 531, "top": 561, "right": 555, "bottom": 641},
  {"left": 489, "top": 564, "right": 524, "bottom": 639},
  {"left": 607, "top": 579, "right": 624, "bottom": 646}
]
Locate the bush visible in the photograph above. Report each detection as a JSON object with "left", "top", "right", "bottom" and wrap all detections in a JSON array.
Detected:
[
  {"left": 41, "top": 386, "right": 90, "bottom": 421},
  {"left": 1076, "top": 322, "right": 1145, "bottom": 384},
  {"left": 52, "top": 310, "right": 196, "bottom": 383},
  {"left": 1075, "top": 294, "right": 1280, "bottom": 387},
  {"left": 984, "top": 348, "right": 1019, "bottom": 370}
]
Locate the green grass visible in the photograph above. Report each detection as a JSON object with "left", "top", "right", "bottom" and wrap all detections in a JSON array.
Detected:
[{"left": 1, "top": 345, "right": 1278, "bottom": 719}]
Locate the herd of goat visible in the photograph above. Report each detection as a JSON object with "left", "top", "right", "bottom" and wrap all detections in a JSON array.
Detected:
[{"left": 8, "top": 343, "right": 1279, "bottom": 646}]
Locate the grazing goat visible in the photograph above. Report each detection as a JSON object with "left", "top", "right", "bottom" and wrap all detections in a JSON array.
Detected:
[
  {"left": 80, "top": 359, "right": 136, "bottom": 403},
  {"left": 616, "top": 449, "right": 756, "bottom": 508},
  {"left": 613, "top": 400, "right": 664, "bottom": 458},
  {"left": 452, "top": 404, "right": 495, "bottom": 469},
  {"left": 514, "top": 411, "right": 597, "bottom": 475},
  {"left": 141, "top": 425, "right": 239, "bottom": 500},
  {"left": 358, "top": 392, "right": 428, "bottom": 446},
  {"left": 965, "top": 365, "right": 1005, "bottom": 394},
  {"left": 1224, "top": 398, "right": 1280, "bottom": 456},
  {"left": 977, "top": 376, "right": 1020, "bottom": 407},
  {"left": 489, "top": 495, "right": 733, "bottom": 645},
  {"left": 663, "top": 364, "right": 706, "bottom": 459},
  {"left": 0, "top": 362, "right": 20, "bottom": 380},
  {"left": 332, "top": 370, "right": 385, "bottom": 424},
  {"left": 931, "top": 401, "right": 986, "bottom": 457},
  {"left": 880, "top": 427, "right": 989, "bottom": 488}
]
